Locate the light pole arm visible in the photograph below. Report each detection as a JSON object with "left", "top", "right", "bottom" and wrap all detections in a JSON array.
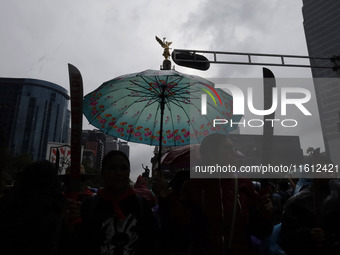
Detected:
[{"left": 172, "top": 49, "right": 340, "bottom": 71}]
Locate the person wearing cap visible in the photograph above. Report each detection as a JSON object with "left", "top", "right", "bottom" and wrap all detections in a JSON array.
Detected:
[{"left": 154, "top": 133, "right": 273, "bottom": 255}]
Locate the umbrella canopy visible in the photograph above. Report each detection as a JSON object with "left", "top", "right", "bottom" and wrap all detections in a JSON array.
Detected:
[
  {"left": 160, "top": 144, "right": 200, "bottom": 170},
  {"left": 160, "top": 144, "right": 245, "bottom": 171},
  {"left": 83, "top": 69, "right": 242, "bottom": 147}
]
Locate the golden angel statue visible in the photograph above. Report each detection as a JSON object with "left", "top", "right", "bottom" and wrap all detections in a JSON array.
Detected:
[{"left": 155, "top": 36, "right": 172, "bottom": 60}]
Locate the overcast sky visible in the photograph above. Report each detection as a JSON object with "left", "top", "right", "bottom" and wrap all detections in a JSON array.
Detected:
[{"left": 0, "top": 0, "right": 324, "bottom": 181}]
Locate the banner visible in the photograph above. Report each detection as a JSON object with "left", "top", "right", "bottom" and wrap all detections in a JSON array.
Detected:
[
  {"left": 68, "top": 64, "right": 83, "bottom": 191},
  {"left": 46, "top": 142, "right": 71, "bottom": 175}
]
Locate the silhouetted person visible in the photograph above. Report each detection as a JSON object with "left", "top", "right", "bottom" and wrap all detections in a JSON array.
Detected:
[
  {"left": 272, "top": 180, "right": 293, "bottom": 224},
  {"left": 70, "top": 150, "right": 157, "bottom": 255},
  {"left": 0, "top": 160, "right": 65, "bottom": 255},
  {"left": 142, "top": 164, "right": 150, "bottom": 179},
  {"left": 154, "top": 133, "right": 273, "bottom": 255},
  {"left": 280, "top": 155, "right": 339, "bottom": 255},
  {"left": 280, "top": 178, "right": 340, "bottom": 255}
]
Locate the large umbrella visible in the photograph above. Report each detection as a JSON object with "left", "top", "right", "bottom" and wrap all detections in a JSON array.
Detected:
[
  {"left": 159, "top": 144, "right": 200, "bottom": 171},
  {"left": 160, "top": 144, "right": 245, "bottom": 171},
  {"left": 83, "top": 69, "right": 242, "bottom": 169}
]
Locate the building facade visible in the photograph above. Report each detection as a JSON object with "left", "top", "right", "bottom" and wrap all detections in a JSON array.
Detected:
[
  {"left": 82, "top": 130, "right": 106, "bottom": 171},
  {"left": 105, "top": 135, "right": 119, "bottom": 154},
  {"left": 0, "top": 78, "right": 70, "bottom": 161},
  {"left": 81, "top": 129, "right": 130, "bottom": 170},
  {"left": 302, "top": 0, "right": 340, "bottom": 164},
  {"left": 118, "top": 140, "right": 130, "bottom": 158}
]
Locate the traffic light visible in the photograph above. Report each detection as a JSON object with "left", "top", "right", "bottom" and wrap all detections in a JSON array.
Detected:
[{"left": 172, "top": 50, "right": 210, "bottom": 71}]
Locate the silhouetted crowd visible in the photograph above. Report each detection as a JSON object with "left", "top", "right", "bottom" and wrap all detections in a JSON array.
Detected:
[{"left": 0, "top": 134, "right": 339, "bottom": 255}]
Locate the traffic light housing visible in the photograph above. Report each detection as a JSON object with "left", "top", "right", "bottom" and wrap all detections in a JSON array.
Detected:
[{"left": 172, "top": 50, "right": 210, "bottom": 71}]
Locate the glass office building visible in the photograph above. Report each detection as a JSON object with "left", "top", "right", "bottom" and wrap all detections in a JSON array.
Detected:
[
  {"left": 0, "top": 78, "right": 70, "bottom": 161},
  {"left": 302, "top": 0, "right": 340, "bottom": 164}
]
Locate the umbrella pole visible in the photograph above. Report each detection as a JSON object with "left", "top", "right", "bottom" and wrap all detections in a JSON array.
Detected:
[{"left": 157, "top": 85, "right": 166, "bottom": 173}]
